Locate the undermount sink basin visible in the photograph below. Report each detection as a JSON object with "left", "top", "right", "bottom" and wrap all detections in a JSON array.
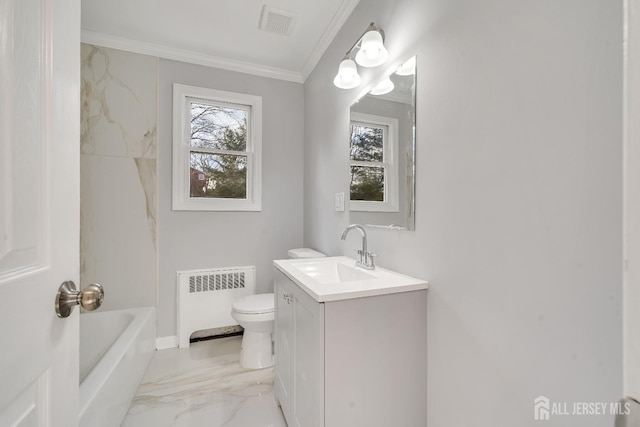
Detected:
[
  {"left": 293, "top": 260, "right": 376, "bottom": 284},
  {"left": 274, "top": 256, "right": 428, "bottom": 302}
]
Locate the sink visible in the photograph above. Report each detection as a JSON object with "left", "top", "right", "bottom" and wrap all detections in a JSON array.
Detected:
[
  {"left": 293, "top": 260, "right": 376, "bottom": 284},
  {"left": 274, "top": 256, "right": 428, "bottom": 302}
]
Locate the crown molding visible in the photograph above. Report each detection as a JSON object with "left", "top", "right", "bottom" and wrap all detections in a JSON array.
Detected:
[
  {"left": 81, "top": 30, "right": 304, "bottom": 83},
  {"left": 300, "top": 0, "right": 361, "bottom": 81}
]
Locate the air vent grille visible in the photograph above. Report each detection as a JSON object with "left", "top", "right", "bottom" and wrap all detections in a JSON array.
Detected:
[
  {"left": 259, "top": 5, "right": 296, "bottom": 36},
  {"left": 188, "top": 271, "right": 245, "bottom": 293}
]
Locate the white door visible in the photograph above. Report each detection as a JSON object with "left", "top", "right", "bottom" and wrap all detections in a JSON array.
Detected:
[
  {"left": 625, "top": 0, "right": 640, "bottom": 404},
  {"left": 0, "top": 0, "right": 80, "bottom": 425}
]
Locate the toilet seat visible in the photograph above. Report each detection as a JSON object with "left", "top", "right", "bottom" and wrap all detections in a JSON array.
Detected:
[{"left": 232, "top": 293, "right": 274, "bottom": 314}]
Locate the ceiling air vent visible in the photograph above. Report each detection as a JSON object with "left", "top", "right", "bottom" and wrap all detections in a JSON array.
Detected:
[{"left": 259, "top": 5, "right": 296, "bottom": 36}]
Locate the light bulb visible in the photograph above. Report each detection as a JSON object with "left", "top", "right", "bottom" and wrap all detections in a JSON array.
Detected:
[
  {"left": 369, "top": 76, "right": 394, "bottom": 95},
  {"left": 355, "top": 30, "right": 388, "bottom": 67},
  {"left": 333, "top": 58, "right": 362, "bottom": 89},
  {"left": 396, "top": 56, "right": 416, "bottom": 76}
]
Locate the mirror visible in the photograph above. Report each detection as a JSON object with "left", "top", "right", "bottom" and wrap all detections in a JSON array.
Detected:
[{"left": 348, "top": 56, "right": 416, "bottom": 230}]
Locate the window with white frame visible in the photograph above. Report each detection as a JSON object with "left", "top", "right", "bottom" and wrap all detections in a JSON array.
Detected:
[
  {"left": 349, "top": 112, "right": 398, "bottom": 212},
  {"left": 173, "top": 84, "right": 262, "bottom": 211}
]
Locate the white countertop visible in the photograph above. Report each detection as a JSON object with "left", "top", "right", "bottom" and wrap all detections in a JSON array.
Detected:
[{"left": 273, "top": 256, "right": 428, "bottom": 302}]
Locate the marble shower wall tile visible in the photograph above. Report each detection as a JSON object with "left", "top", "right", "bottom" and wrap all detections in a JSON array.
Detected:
[
  {"left": 80, "top": 155, "right": 156, "bottom": 310},
  {"left": 80, "top": 44, "right": 158, "bottom": 311},
  {"left": 134, "top": 157, "right": 158, "bottom": 250},
  {"left": 81, "top": 44, "right": 157, "bottom": 159}
]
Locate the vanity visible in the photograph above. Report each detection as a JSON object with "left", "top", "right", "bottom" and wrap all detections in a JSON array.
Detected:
[{"left": 273, "top": 256, "right": 428, "bottom": 427}]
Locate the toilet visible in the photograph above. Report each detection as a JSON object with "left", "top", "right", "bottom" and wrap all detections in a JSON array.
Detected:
[{"left": 231, "top": 248, "right": 326, "bottom": 369}]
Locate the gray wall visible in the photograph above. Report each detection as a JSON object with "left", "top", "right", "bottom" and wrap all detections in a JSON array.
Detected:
[
  {"left": 304, "top": 0, "right": 622, "bottom": 425},
  {"left": 158, "top": 59, "right": 304, "bottom": 338}
]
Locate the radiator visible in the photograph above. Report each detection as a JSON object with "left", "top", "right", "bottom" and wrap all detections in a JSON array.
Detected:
[{"left": 177, "top": 266, "right": 255, "bottom": 348}]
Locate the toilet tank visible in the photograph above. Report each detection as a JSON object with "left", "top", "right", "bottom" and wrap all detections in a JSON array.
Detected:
[{"left": 287, "top": 248, "right": 326, "bottom": 259}]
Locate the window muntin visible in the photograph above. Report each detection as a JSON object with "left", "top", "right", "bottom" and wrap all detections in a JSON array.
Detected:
[{"left": 173, "top": 84, "right": 262, "bottom": 211}]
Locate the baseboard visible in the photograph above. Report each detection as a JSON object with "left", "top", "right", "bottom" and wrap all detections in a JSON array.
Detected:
[{"left": 156, "top": 335, "right": 178, "bottom": 350}]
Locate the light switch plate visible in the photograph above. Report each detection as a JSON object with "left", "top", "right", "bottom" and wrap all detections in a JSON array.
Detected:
[{"left": 335, "top": 192, "right": 345, "bottom": 212}]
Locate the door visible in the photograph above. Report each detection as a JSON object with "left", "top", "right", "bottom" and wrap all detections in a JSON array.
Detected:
[
  {"left": 625, "top": 0, "right": 640, "bottom": 406},
  {"left": 0, "top": 0, "right": 80, "bottom": 425}
]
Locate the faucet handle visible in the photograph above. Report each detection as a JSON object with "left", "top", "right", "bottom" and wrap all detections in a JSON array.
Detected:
[
  {"left": 354, "top": 249, "right": 364, "bottom": 262},
  {"left": 366, "top": 252, "right": 377, "bottom": 268}
]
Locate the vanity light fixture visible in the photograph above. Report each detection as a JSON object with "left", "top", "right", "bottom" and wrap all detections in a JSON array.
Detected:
[
  {"left": 395, "top": 56, "right": 416, "bottom": 76},
  {"left": 354, "top": 26, "right": 388, "bottom": 67},
  {"left": 369, "top": 76, "right": 394, "bottom": 95},
  {"left": 333, "top": 58, "right": 362, "bottom": 89},
  {"left": 333, "top": 22, "right": 389, "bottom": 90}
]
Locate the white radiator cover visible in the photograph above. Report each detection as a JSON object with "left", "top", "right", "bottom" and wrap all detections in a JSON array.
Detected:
[{"left": 177, "top": 266, "right": 255, "bottom": 348}]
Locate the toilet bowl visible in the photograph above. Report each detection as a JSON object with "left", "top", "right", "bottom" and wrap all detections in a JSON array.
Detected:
[
  {"left": 231, "top": 293, "right": 275, "bottom": 369},
  {"left": 231, "top": 248, "right": 325, "bottom": 369}
]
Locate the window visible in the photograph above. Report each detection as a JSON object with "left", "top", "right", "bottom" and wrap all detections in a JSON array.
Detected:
[
  {"left": 349, "top": 112, "right": 398, "bottom": 212},
  {"left": 173, "top": 84, "right": 262, "bottom": 211}
]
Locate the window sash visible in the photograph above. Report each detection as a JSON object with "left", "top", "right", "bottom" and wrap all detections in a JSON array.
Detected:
[
  {"left": 173, "top": 84, "right": 262, "bottom": 211},
  {"left": 350, "top": 120, "right": 386, "bottom": 164},
  {"left": 349, "top": 112, "right": 399, "bottom": 213},
  {"left": 187, "top": 97, "right": 252, "bottom": 153}
]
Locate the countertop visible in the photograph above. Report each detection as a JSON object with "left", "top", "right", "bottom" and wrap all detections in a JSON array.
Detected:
[{"left": 273, "top": 256, "right": 428, "bottom": 302}]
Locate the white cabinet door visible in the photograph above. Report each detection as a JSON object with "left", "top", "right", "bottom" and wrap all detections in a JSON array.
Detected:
[
  {"left": 274, "top": 270, "right": 294, "bottom": 417},
  {"left": 0, "top": 0, "right": 80, "bottom": 425},
  {"left": 292, "top": 288, "right": 324, "bottom": 427},
  {"left": 274, "top": 270, "right": 325, "bottom": 427}
]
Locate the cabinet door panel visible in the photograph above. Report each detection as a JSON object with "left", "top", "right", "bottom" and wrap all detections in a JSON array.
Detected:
[
  {"left": 274, "top": 271, "right": 294, "bottom": 416},
  {"left": 293, "top": 287, "right": 324, "bottom": 427}
]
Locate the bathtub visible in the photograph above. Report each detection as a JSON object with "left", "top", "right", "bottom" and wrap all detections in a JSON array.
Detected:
[{"left": 79, "top": 307, "right": 156, "bottom": 427}]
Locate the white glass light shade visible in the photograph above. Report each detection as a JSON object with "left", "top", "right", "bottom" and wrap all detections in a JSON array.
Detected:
[
  {"left": 333, "top": 58, "right": 362, "bottom": 89},
  {"left": 395, "top": 56, "right": 416, "bottom": 76},
  {"left": 369, "top": 76, "right": 395, "bottom": 95},
  {"left": 355, "top": 30, "right": 388, "bottom": 67}
]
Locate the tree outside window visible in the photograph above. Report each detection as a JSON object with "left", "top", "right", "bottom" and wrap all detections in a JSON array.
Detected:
[
  {"left": 189, "top": 102, "right": 249, "bottom": 199},
  {"left": 349, "top": 112, "right": 399, "bottom": 213},
  {"left": 350, "top": 122, "right": 385, "bottom": 202}
]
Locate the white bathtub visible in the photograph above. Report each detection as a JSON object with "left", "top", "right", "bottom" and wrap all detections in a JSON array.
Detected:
[{"left": 79, "top": 307, "right": 156, "bottom": 427}]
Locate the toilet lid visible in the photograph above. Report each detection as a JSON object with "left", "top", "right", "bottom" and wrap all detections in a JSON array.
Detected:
[
  {"left": 232, "top": 293, "right": 274, "bottom": 314},
  {"left": 288, "top": 248, "right": 326, "bottom": 259}
]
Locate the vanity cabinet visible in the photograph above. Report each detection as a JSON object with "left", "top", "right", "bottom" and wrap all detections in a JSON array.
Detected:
[
  {"left": 274, "top": 269, "right": 324, "bottom": 427},
  {"left": 274, "top": 270, "right": 324, "bottom": 427},
  {"left": 273, "top": 267, "right": 428, "bottom": 427}
]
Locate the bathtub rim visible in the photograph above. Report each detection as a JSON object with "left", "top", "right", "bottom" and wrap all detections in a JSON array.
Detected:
[{"left": 79, "top": 306, "right": 155, "bottom": 418}]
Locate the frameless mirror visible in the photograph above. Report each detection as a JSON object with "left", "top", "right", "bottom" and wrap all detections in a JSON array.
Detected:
[{"left": 348, "top": 56, "right": 416, "bottom": 230}]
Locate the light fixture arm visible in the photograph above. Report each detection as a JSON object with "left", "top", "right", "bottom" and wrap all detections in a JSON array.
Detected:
[{"left": 343, "top": 22, "right": 385, "bottom": 59}]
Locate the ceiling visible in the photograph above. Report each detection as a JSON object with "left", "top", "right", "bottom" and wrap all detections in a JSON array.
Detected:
[{"left": 81, "top": 0, "right": 359, "bottom": 83}]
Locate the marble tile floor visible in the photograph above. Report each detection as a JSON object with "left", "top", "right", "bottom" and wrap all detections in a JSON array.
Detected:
[{"left": 121, "top": 336, "right": 287, "bottom": 427}]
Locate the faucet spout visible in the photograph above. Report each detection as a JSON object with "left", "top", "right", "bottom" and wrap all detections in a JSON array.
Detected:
[
  {"left": 341, "top": 224, "right": 367, "bottom": 253},
  {"left": 341, "top": 224, "right": 376, "bottom": 269}
]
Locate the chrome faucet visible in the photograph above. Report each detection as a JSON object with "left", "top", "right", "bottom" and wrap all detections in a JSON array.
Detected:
[{"left": 341, "top": 224, "right": 377, "bottom": 270}]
